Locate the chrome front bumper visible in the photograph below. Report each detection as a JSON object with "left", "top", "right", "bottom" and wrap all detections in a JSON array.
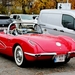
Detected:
[
  {"left": 24, "top": 52, "right": 57, "bottom": 57},
  {"left": 24, "top": 51, "right": 75, "bottom": 57},
  {"left": 68, "top": 51, "right": 75, "bottom": 54}
]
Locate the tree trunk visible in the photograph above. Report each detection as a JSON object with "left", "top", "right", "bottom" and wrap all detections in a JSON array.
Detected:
[
  {"left": 22, "top": 4, "right": 26, "bottom": 14},
  {"left": 2, "top": 0, "right": 6, "bottom": 6},
  {"left": 54, "top": 0, "right": 58, "bottom": 9},
  {"left": 22, "top": 0, "right": 26, "bottom": 14}
]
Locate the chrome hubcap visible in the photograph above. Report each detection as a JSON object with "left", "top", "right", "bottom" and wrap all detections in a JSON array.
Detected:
[{"left": 16, "top": 49, "right": 22, "bottom": 63}]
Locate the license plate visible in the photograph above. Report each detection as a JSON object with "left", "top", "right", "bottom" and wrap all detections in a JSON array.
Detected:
[{"left": 54, "top": 55, "right": 65, "bottom": 63}]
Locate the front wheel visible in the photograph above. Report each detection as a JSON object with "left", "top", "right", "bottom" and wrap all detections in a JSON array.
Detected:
[{"left": 14, "top": 45, "right": 26, "bottom": 67}]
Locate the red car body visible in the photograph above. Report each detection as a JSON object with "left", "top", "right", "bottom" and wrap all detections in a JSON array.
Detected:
[
  {"left": 0, "top": 22, "right": 75, "bottom": 67},
  {"left": 0, "top": 33, "right": 75, "bottom": 59}
]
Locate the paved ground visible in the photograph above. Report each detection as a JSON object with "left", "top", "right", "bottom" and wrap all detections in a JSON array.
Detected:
[
  {"left": 0, "top": 54, "right": 75, "bottom": 75},
  {"left": 46, "top": 71, "right": 75, "bottom": 75}
]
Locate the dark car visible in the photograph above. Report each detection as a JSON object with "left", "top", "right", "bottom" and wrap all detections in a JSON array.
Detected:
[{"left": 0, "top": 15, "right": 13, "bottom": 31}]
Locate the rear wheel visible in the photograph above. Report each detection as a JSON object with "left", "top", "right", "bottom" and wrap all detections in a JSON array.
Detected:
[{"left": 14, "top": 45, "right": 26, "bottom": 67}]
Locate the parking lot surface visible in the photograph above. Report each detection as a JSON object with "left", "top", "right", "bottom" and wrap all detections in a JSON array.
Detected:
[{"left": 0, "top": 54, "right": 75, "bottom": 75}]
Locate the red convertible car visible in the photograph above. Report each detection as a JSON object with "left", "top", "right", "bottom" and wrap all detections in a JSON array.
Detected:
[{"left": 0, "top": 21, "right": 75, "bottom": 67}]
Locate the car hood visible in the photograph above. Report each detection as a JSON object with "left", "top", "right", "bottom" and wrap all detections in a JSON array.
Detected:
[{"left": 20, "top": 34, "right": 71, "bottom": 53}]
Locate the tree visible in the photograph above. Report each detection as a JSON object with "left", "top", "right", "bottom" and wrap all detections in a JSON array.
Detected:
[
  {"left": 69, "top": 0, "right": 75, "bottom": 9},
  {"left": 30, "top": 0, "right": 56, "bottom": 14},
  {"left": 13, "top": 0, "right": 33, "bottom": 14},
  {"left": 5, "top": 0, "right": 75, "bottom": 14}
]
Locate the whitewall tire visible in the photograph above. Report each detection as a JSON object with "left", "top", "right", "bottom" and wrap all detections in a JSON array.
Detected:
[{"left": 14, "top": 45, "right": 26, "bottom": 67}]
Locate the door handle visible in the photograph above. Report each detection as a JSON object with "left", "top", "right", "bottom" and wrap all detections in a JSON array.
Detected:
[
  {"left": 53, "top": 28, "right": 57, "bottom": 31},
  {"left": 60, "top": 30, "right": 64, "bottom": 32},
  {"left": 41, "top": 25, "right": 46, "bottom": 26}
]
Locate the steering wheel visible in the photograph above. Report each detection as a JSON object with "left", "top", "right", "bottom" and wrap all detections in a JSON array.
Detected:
[
  {"left": 17, "top": 28, "right": 28, "bottom": 34},
  {"left": 9, "top": 23, "right": 17, "bottom": 35}
]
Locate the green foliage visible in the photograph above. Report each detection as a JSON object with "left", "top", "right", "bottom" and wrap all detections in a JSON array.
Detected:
[
  {"left": 0, "top": 0, "right": 75, "bottom": 14},
  {"left": 11, "top": 7, "right": 22, "bottom": 14},
  {"left": 0, "top": 4, "right": 7, "bottom": 14},
  {"left": 14, "top": 0, "right": 33, "bottom": 14}
]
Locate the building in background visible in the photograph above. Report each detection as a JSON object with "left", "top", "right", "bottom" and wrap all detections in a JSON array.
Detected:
[{"left": 58, "top": 3, "right": 71, "bottom": 9}]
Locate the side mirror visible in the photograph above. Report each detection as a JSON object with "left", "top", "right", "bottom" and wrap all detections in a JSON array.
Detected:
[
  {"left": 13, "top": 15, "right": 16, "bottom": 19},
  {"left": 67, "top": 23, "right": 74, "bottom": 29},
  {"left": 18, "top": 18, "right": 21, "bottom": 20}
]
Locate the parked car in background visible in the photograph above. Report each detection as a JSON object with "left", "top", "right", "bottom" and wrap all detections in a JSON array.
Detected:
[
  {"left": 10, "top": 14, "right": 39, "bottom": 28},
  {"left": 0, "top": 21, "right": 75, "bottom": 67},
  {"left": 0, "top": 15, "right": 13, "bottom": 31},
  {"left": 37, "top": 9, "right": 75, "bottom": 39}
]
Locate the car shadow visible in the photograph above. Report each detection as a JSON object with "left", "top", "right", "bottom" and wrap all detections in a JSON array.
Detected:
[
  {"left": 0, "top": 54, "right": 69, "bottom": 68},
  {"left": 0, "top": 54, "right": 15, "bottom": 62},
  {"left": 25, "top": 60, "right": 69, "bottom": 69}
]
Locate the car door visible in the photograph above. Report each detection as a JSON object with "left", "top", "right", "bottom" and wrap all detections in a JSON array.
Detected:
[
  {"left": 60, "top": 14, "right": 75, "bottom": 37},
  {"left": 47, "top": 14, "right": 75, "bottom": 39},
  {"left": 0, "top": 33, "right": 13, "bottom": 56}
]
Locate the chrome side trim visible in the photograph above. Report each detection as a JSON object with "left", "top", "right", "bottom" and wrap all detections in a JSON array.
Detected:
[
  {"left": 68, "top": 51, "right": 75, "bottom": 54},
  {"left": 0, "top": 40, "right": 7, "bottom": 49},
  {"left": 24, "top": 52, "right": 57, "bottom": 57}
]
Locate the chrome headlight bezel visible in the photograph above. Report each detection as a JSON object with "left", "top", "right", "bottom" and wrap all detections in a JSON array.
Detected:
[{"left": 56, "top": 42, "right": 61, "bottom": 46}]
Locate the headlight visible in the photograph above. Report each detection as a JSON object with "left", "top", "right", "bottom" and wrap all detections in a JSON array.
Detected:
[{"left": 56, "top": 42, "right": 61, "bottom": 46}]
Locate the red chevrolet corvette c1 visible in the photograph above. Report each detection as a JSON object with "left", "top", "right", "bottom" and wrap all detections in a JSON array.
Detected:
[{"left": 0, "top": 22, "right": 75, "bottom": 67}]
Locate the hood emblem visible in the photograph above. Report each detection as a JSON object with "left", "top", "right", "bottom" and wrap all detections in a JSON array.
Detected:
[{"left": 56, "top": 42, "right": 61, "bottom": 46}]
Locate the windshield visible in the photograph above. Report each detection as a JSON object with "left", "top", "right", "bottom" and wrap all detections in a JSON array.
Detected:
[
  {"left": 0, "top": 16, "right": 13, "bottom": 24},
  {"left": 14, "top": 23, "right": 42, "bottom": 35},
  {"left": 0, "top": 18, "right": 12, "bottom": 24},
  {"left": 21, "top": 15, "right": 33, "bottom": 20}
]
